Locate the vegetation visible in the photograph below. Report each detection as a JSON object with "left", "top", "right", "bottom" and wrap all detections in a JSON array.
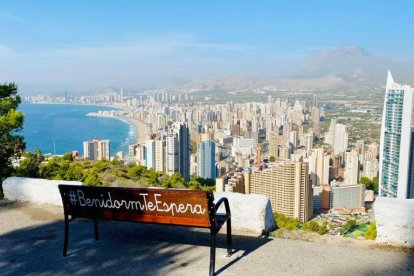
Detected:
[
  {"left": 360, "top": 177, "right": 379, "bottom": 194},
  {"left": 274, "top": 212, "right": 299, "bottom": 230},
  {"left": 13, "top": 151, "right": 215, "bottom": 191},
  {"left": 301, "top": 220, "right": 329, "bottom": 235},
  {"left": 365, "top": 220, "right": 377, "bottom": 240},
  {"left": 340, "top": 219, "right": 357, "bottom": 234},
  {"left": 269, "top": 156, "right": 276, "bottom": 162},
  {"left": 0, "top": 82, "right": 25, "bottom": 198}
]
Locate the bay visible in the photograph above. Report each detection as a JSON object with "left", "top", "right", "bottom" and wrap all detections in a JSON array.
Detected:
[{"left": 19, "top": 103, "right": 136, "bottom": 156}]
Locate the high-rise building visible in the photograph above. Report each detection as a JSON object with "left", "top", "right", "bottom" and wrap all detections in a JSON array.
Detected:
[
  {"left": 198, "top": 140, "right": 216, "bottom": 179},
  {"left": 83, "top": 138, "right": 110, "bottom": 161},
  {"left": 166, "top": 122, "right": 190, "bottom": 180},
  {"left": 246, "top": 160, "right": 313, "bottom": 222},
  {"left": 344, "top": 149, "right": 360, "bottom": 185},
  {"left": 333, "top": 124, "right": 348, "bottom": 155},
  {"left": 379, "top": 71, "right": 414, "bottom": 199},
  {"left": 308, "top": 148, "right": 330, "bottom": 186},
  {"left": 166, "top": 135, "right": 179, "bottom": 176},
  {"left": 154, "top": 139, "right": 165, "bottom": 172},
  {"left": 145, "top": 139, "right": 155, "bottom": 169}
]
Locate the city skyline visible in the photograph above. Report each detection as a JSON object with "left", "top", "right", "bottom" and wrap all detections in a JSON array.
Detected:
[{"left": 1, "top": 1, "right": 414, "bottom": 93}]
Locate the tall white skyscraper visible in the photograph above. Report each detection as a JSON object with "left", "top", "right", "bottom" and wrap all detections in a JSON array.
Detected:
[
  {"left": 379, "top": 71, "right": 414, "bottom": 199},
  {"left": 344, "top": 149, "right": 360, "bottom": 185},
  {"left": 166, "top": 122, "right": 190, "bottom": 180}
]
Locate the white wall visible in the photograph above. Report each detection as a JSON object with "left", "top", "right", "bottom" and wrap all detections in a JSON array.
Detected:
[
  {"left": 215, "top": 192, "right": 276, "bottom": 234},
  {"left": 2, "top": 177, "right": 276, "bottom": 234},
  {"left": 374, "top": 197, "right": 414, "bottom": 247},
  {"left": 3, "top": 177, "right": 82, "bottom": 206}
]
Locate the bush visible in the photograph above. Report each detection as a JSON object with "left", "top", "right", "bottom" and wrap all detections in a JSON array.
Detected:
[
  {"left": 365, "top": 221, "right": 377, "bottom": 240},
  {"left": 340, "top": 219, "right": 357, "bottom": 234},
  {"left": 274, "top": 212, "right": 299, "bottom": 230},
  {"left": 302, "top": 221, "right": 319, "bottom": 232},
  {"left": 317, "top": 225, "right": 328, "bottom": 235}
]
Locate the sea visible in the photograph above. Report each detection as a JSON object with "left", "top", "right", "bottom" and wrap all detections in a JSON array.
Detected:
[{"left": 19, "top": 103, "right": 136, "bottom": 156}]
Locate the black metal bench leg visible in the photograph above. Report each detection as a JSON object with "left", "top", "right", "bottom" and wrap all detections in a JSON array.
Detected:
[
  {"left": 209, "top": 232, "right": 216, "bottom": 276},
  {"left": 226, "top": 218, "right": 232, "bottom": 257},
  {"left": 94, "top": 219, "right": 99, "bottom": 240},
  {"left": 63, "top": 214, "right": 69, "bottom": 257}
]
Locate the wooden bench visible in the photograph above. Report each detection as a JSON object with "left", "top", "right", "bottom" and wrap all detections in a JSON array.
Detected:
[{"left": 58, "top": 184, "right": 232, "bottom": 276}]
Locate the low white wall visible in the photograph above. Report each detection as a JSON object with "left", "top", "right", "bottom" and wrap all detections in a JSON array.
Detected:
[
  {"left": 374, "top": 197, "right": 414, "bottom": 247},
  {"left": 215, "top": 192, "right": 276, "bottom": 234},
  {"left": 2, "top": 177, "right": 276, "bottom": 234},
  {"left": 3, "top": 177, "right": 82, "bottom": 206}
]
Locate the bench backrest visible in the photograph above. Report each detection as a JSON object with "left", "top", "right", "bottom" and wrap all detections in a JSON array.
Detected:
[{"left": 58, "top": 185, "right": 214, "bottom": 228}]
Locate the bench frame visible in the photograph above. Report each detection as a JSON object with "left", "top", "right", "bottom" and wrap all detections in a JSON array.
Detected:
[{"left": 58, "top": 185, "right": 232, "bottom": 276}]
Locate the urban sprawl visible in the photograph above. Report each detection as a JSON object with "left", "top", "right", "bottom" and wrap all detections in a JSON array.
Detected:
[{"left": 22, "top": 71, "right": 413, "bottom": 229}]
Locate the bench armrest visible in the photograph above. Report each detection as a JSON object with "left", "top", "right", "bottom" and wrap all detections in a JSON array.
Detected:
[{"left": 214, "top": 197, "right": 231, "bottom": 217}]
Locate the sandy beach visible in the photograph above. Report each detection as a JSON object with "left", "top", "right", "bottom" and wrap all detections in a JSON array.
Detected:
[{"left": 86, "top": 111, "right": 152, "bottom": 144}]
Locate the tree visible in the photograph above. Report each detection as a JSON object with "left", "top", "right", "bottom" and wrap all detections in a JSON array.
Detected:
[
  {"left": 84, "top": 171, "right": 102, "bottom": 186},
  {"left": 360, "top": 176, "right": 379, "bottom": 194},
  {"left": 14, "top": 150, "right": 44, "bottom": 178},
  {"left": 0, "top": 83, "right": 25, "bottom": 198}
]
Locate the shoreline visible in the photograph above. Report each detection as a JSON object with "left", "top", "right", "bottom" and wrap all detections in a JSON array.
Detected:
[
  {"left": 24, "top": 102, "right": 151, "bottom": 144},
  {"left": 87, "top": 112, "right": 151, "bottom": 144}
]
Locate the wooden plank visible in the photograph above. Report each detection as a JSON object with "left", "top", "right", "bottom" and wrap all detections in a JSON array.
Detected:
[{"left": 59, "top": 185, "right": 213, "bottom": 228}]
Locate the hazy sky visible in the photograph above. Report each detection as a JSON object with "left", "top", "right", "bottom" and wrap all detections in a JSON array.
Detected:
[{"left": 1, "top": 1, "right": 413, "bottom": 93}]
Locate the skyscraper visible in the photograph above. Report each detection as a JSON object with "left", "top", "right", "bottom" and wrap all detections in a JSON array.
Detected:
[
  {"left": 83, "top": 138, "right": 110, "bottom": 161},
  {"left": 344, "top": 149, "right": 360, "bottom": 185},
  {"left": 166, "top": 122, "right": 190, "bottom": 180},
  {"left": 379, "top": 71, "right": 414, "bottom": 199},
  {"left": 198, "top": 140, "right": 216, "bottom": 179},
  {"left": 246, "top": 160, "right": 313, "bottom": 222}
]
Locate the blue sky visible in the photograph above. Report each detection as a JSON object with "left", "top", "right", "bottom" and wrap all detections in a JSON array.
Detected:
[{"left": 1, "top": 1, "right": 413, "bottom": 93}]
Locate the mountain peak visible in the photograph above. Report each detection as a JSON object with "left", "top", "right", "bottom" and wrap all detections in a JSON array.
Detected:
[{"left": 313, "top": 44, "right": 372, "bottom": 59}]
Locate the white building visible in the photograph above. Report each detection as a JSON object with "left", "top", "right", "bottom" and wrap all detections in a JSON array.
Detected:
[
  {"left": 344, "top": 149, "right": 360, "bottom": 185},
  {"left": 379, "top": 71, "right": 414, "bottom": 199}
]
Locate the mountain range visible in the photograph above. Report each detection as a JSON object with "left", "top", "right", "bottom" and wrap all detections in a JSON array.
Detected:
[{"left": 180, "top": 45, "right": 410, "bottom": 91}]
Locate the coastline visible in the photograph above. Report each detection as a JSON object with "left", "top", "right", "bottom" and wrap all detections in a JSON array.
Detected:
[
  {"left": 24, "top": 102, "right": 151, "bottom": 145},
  {"left": 87, "top": 112, "right": 151, "bottom": 144}
]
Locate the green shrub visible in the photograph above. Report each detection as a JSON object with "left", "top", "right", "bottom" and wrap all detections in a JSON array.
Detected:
[
  {"left": 274, "top": 212, "right": 299, "bottom": 230},
  {"left": 365, "top": 221, "right": 377, "bottom": 240}
]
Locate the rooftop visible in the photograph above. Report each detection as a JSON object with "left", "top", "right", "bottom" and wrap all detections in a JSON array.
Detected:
[{"left": 1, "top": 200, "right": 413, "bottom": 275}]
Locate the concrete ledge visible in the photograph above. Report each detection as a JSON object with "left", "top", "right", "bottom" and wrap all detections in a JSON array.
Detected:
[
  {"left": 215, "top": 192, "right": 276, "bottom": 235},
  {"left": 374, "top": 197, "right": 414, "bottom": 247},
  {"left": 3, "top": 177, "right": 82, "bottom": 206},
  {"left": 2, "top": 177, "right": 276, "bottom": 235}
]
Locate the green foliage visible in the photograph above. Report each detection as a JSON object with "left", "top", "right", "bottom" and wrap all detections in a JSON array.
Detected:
[
  {"left": 84, "top": 171, "right": 102, "bottom": 186},
  {"left": 301, "top": 220, "right": 329, "bottom": 235},
  {"left": 13, "top": 152, "right": 211, "bottom": 190},
  {"left": 0, "top": 82, "right": 25, "bottom": 197},
  {"left": 14, "top": 150, "right": 44, "bottom": 178},
  {"left": 365, "top": 220, "right": 377, "bottom": 240},
  {"left": 317, "top": 225, "right": 329, "bottom": 235},
  {"left": 269, "top": 156, "right": 276, "bottom": 162},
  {"left": 274, "top": 212, "right": 299, "bottom": 230},
  {"left": 302, "top": 221, "right": 320, "bottom": 232},
  {"left": 62, "top": 152, "right": 74, "bottom": 161},
  {"left": 126, "top": 165, "right": 147, "bottom": 179},
  {"left": 340, "top": 219, "right": 357, "bottom": 234},
  {"left": 360, "top": 176, "right": 379, "bottom": 193}
]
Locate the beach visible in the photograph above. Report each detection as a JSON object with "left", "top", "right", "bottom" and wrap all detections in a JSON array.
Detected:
[{"left": 86, "top": 111, "right": 151, "bottom": 144}]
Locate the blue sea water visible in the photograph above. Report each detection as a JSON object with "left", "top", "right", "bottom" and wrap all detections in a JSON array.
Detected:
[{"left": 19, "top": 103, "right": 136, "bottom": 155}]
